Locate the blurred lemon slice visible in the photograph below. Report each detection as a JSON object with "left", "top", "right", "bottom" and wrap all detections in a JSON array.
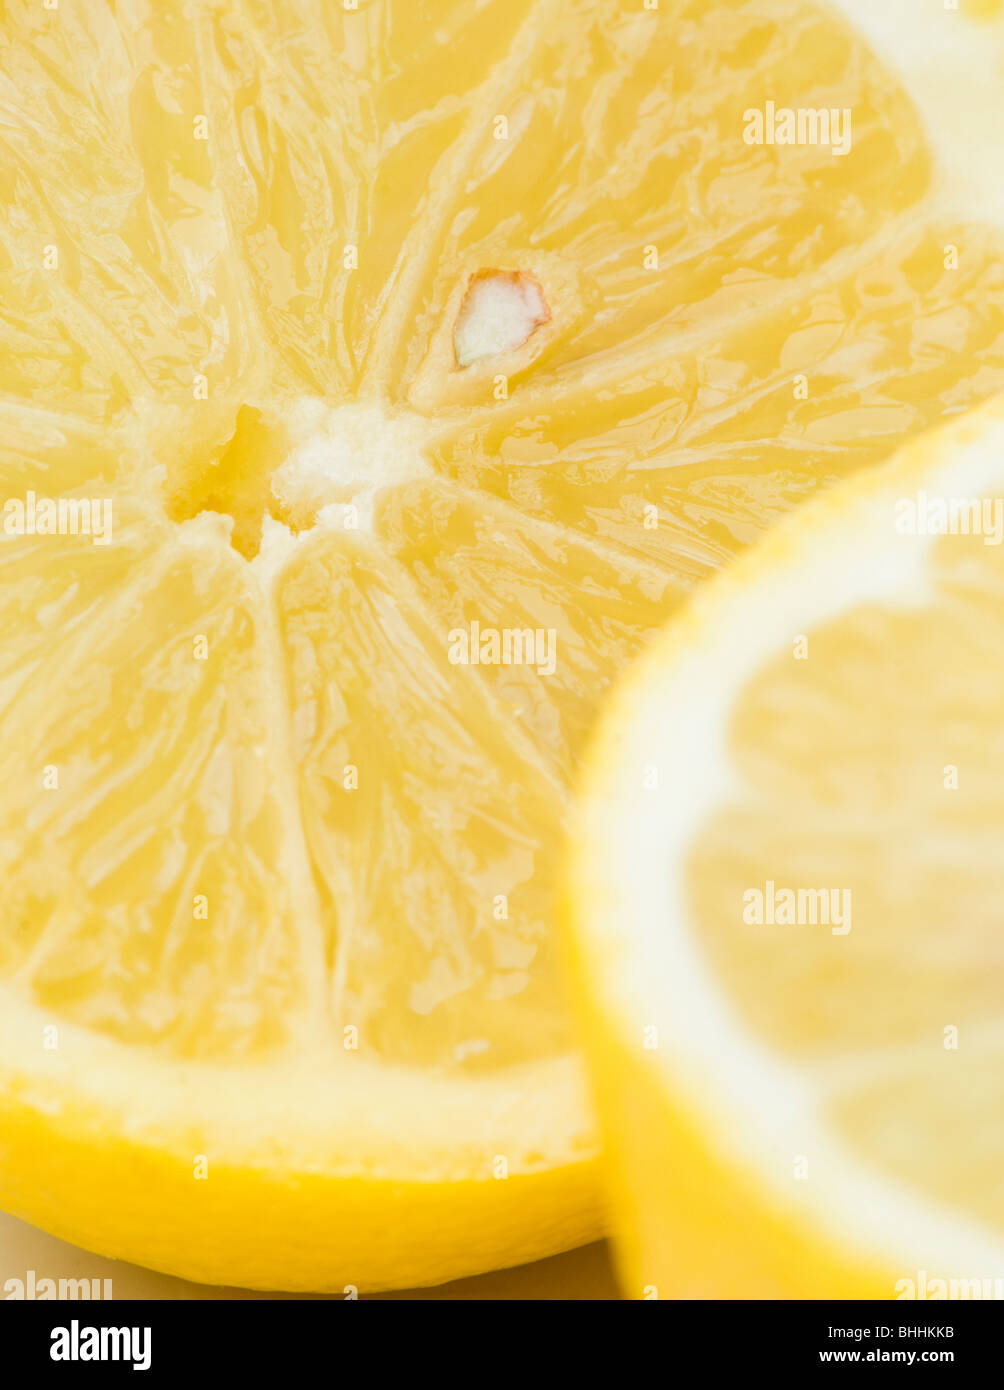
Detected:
[{"left": 568, "top": 396, "right": 1004, "bottom": 1298}]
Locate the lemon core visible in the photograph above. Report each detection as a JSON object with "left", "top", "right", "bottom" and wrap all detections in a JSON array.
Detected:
[
  {"left": 166, "top": 398, "right": 432, "bottom": 559},
  {"left": 272, "top": 399, "right": 432, "bottom": 533}
]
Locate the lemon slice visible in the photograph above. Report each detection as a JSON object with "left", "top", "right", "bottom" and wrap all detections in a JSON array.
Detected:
[
  {"left": 3, "top": 0, "right": 1004, "bottom": 1292},
  {"left": 569, "top": 395, "right": 1004, "bottom": 1298}
]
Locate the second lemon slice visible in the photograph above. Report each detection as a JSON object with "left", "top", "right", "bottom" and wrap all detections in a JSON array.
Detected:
[{"left": 569, "top": 397, "right": 1004, "bottom": 1299}]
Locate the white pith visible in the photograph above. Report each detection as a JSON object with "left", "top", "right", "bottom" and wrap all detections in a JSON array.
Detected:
[{"left": 0, "top": 990, "right": 595, "bottom": 1176}]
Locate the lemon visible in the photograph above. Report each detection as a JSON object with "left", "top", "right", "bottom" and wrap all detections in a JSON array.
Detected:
[
  {"left": 2, "top": 0, "right": 1004, "bottom": 1292},
  {"left": 568, "top": 395, "right": 1004, "bottom": 1298}
]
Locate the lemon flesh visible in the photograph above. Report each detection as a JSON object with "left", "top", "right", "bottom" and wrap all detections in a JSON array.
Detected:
[{"left": 1, "top": 0, "right": 1004, "bottom": 1290}]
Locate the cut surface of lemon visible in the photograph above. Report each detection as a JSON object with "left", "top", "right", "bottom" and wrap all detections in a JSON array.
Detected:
[
  {"left": 2, "top": 0, "right": 1004, "bottom": 1291},
  {"left": 569, "top": 396, "right": 1004, "bottom": 1299}
]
